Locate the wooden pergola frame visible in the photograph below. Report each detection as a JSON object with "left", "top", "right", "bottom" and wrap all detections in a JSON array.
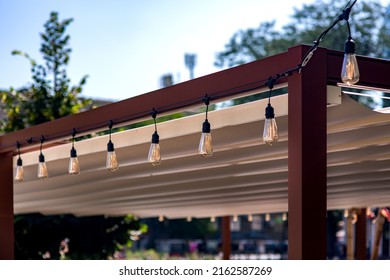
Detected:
[{"left": 0, "top": 45, "right": 389, "bottom": 260}]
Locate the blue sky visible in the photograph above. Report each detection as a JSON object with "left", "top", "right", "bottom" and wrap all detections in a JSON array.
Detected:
[{"left": 0, "top": 0, "right": 388, "bottom": 101}]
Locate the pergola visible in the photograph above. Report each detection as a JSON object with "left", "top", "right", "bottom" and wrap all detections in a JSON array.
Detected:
[{"left": 0, "top": 45, "right": 389, "bottom": 260}]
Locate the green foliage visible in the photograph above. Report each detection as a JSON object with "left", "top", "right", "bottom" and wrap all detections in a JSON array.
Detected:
[
  {"left": 125, "top": 249, "right": 216, "bottom": 260},
  {"left": 159, "top": 218, "right": 217, "bottom": 239},
  {"left": 0, "top": 11, "right": 91, "bottom": 132},
  {"left": 215, "top": 0, "right": 389, "bottom": 68},
  {"left": 3, "top": 12, "right": 145, "bottom": 260},
  {"left": 14, "top": 213, "right": 143, "bottom": 259}
]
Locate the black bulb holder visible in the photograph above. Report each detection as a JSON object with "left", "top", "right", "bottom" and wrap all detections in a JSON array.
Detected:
[
  {"left": 151, "top": 108, "right": 157, "bottom": 120},
  {"left": 70, "top": 147, "right": 77, "bottom": 158},
  {"left": 202, "top": 119, "right": 211, "bottom": 133},
  {"left": 345, "top": 38, "right": 356, "bottom": 54},
  {"left": 16, "top": 141, "right": 23, "bottom": 166},
  {"left": 265, "top": 103, "right": 275, "bottom": 119},
  {"left": 202, "top": 95, "right": 210, "bottom": 106},
  {"left": 107, "top": 140, "right": 115, "bottom": 152},
  {"left": 39, "top": 153, "right": 45, "bottom": 163},
  {"left": 151, "top": 131, "right": 159, "bottom": 144}
]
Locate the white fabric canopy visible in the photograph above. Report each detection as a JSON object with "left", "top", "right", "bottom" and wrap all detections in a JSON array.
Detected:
[{"left": 14, "top": 89, "right": 390, "bottom": 218}]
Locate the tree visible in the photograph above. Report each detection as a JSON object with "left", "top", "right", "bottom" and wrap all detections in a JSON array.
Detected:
[
  {"left": 1, "top": 12, "right": 144, "bottom": 259},
  {"left": 0, "top": 11, "right": 91, "bottom": 132},
  {"left": 215, "top": 0, "right": 389, "bottom": 68},
  {"left": 14, "top": 213, "right": 146, "bottom": 260}
]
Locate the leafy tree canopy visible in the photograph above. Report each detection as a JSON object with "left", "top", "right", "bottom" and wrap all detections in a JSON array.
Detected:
[
  {"left": 215, "top": 0, "right": 389, "bottom": 68},
  {"left": 1, "top": 12, "right": 144, "bottom": 260},
  {"left": 15, "top": 213, "right": 146, "bottom": 260},
  {"left": 0, "top": 11, "right": 91, "bottom": 132}
]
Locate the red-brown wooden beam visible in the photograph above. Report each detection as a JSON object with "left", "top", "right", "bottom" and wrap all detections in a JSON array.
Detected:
[
  {"left": 0, "top": 152, "right": 14, "bottom": 259},
  {"left": 222, "top": 216, "right": 231, "bottom": 260},
  {"left": 1, "top": 47, "right": 389, "bottom": 154},
  {"left": 355, "top": 208, "right": 367, "bottom": 260},
  {"left": 0, "top": 51, "right": 291, "bottom": 154},
  {"left": 288, "top": 45, "right": 327, "bottom": 259}
]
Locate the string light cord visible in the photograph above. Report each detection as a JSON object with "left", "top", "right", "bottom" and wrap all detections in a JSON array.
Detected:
[
  {"left": 39, "top": 135, "right": 45, "bottom": 154},
  {"left": 300, "top": 0, "right": 357, "bottom": 70},
  {"left": 6, "top": 0, "right": 358, "bottom": 152},
  {"left": 16, "top": 141, "right": 21, "bottom": 158},
  {"left": 266, "top": 76, "right": 275, "bottom": 104},
  {"left": 108, "top": 120, "right": 114, "bottom": 142},
  {"left": 202, "top": 95, "right": 211, "bottom": 120},
  {"left": 71, "top": 128, "right": 77, "bottom": 149},
  {"left": 151, "top": 108, "right": 158, "bottom": 132}
]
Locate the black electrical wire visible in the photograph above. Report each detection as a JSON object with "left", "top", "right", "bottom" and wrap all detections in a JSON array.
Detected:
[{"left": 8, "top": 0, "right": 358, "bottom": 152}]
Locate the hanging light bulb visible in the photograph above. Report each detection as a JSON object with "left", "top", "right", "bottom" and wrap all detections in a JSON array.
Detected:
[
  {"left": 158, "top": 215, "right": 164, "bottom": 222},
  {"left": 352, "top": 212, "right": 358, "bottom": 224},
  {"left": 282, "top": 213, "right": 287, "bottom": 222},
  {"left": 37, "top": 136, "right": 48, "bottom": 179},
  {"left": 148, "top": 108, "right": 161, "bottom": 166},
  {"left": 233, "top": 214, "right": 238, "bottom": 223},
  {"left": 199, "top": 95, "right": 213, "bottom": 157},
  {"left": 14, "top": 141, "right": 24, "bottom": 182},
  {"left": 341, "top": 38, "right": 359, "bottom": 85},
  {"left": 106, "top": 121, "right": 119, "bottom": 171},
  {"left": 248, "top": 214, "right": 253, "bottom": 222},
  {"left": 265, "top": 213, "right": 271, "bottom": 222},
  {"left": 69, "top": 129, "right": 80, "bottom": 175},
  {"left": 263, "top": 78, "right": 278, "bottom": 145},
  {"left": 263, "top": 104, "right": 278, "bottom": 145},
  {"left": 210, "top": 216, "right": 216, "bottom": 223},
  {"left": 186, "top": 216, "right": 192, "bottom": 222},
  {"left": 344, "top": 209, "right": 349, "bottom": 218}
]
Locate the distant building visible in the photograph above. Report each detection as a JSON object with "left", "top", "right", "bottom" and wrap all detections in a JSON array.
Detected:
[{"left": 160, "top": 74, "right": 174, "bottom": 88}]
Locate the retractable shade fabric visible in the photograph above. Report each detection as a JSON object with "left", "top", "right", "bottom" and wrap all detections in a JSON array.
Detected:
[{"left": 14, "top": 91, "right": 390, "bottom": 218}]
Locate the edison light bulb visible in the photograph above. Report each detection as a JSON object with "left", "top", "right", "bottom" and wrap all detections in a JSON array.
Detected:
[
  {"left": 106, "top": 140, "right": 119, "bottom": 171},
  {"left": 158, "top": 215, "right": 164, "bottom": 222},
  {"left": 263, "top": 104, "right": 278, "bottom": 145},
  {"left": 233, "top": 215, "right": 238, "bottom": 223},
  {"left": 210, "top": 216, "right": 216, "bottom": 223},
  {"left": 265, "top": 213, "right": 271, "bottom": 222},
  {"left": 282, "top": 213, "right": 287, "bottom": 222},
  {"left": 248, "top": 214, "right": 253, "bottom": 222},
  {"left": 148, "top": 131, "right": 161, "bottom": 166},
  {"left": 37, "top": 153, "right": 48, "bottom": 179},
  {"left": 199, "top": 119, "right": 213, "bottom": 157},
  {"left": 186, "top": 216, "right": 192, "bottom": 222},
  {"left": 341, "top": 39, "right": 359, "bottom": 85},
  {"left": 14, "top": 157, "right": 24, "bottom": 182},
  {"left": 69, "top": 147, "right": 80, "bottom": 175}
]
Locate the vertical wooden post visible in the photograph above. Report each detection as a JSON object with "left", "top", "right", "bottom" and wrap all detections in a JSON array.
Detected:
[
  {"left": 288, "top": 45, "right": 327, "bottom": 260},
  {"left": 346, "top": 210, "right": 354, "bottom": 260},
  {"left": 371, "top": 209, "right": 385, "bottom": 260},
  {"left": 222, "top": 216, "right": 231, "bottom": 260},
  {"left": 0, "top": 152, "right": 15, "bottom": 259},
  {"left": 355, "top": 208, "right": 367, "bottom": 260}
]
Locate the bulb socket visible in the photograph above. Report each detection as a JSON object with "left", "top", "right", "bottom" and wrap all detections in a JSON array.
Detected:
[
  {"left": 107, "top": 140, "right": 115, "bottom": 152},
  {"left": 151, "top": 131, "right": 159, "bottom": 144},
  {"left": 345, "top": 39, "right": 356, "bottom": 54},
  {"left": 202, "top": 119, "right": 211, "bottom": 133},
  {"left": 265, "top": 103, "right": 275, "bottom": 119},
  {"left": 39, "top": 153, "right": 45, "bottom": 163},
  {"left": 17, "top": 157, "right": 23, "bottom": 166},
  {"left": 70, "top": 147, "right": 77, "bottom": 158}
]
